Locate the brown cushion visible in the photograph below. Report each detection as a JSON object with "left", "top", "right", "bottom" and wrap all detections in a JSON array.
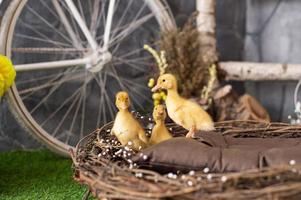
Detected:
[
  {"left": 132, "top": 137, "right": 221, "bottom": 173},
  {"left": 225, "top": 137, "right": 299, "bottom": 148},
  {"left": 261, "top": 144, "right": 301, "bottom": 167},
  {"left": 228, "top": 144, "right": 270, "bottom": 151},
  {"left": 194, "top": 131, "right": 228, "bottom": 148},
  {"left": 221, "top": 146, "right": 262, "bottom": 172},
  {"left": 133, "top": 135, "right": 301, "bottom": 173}
]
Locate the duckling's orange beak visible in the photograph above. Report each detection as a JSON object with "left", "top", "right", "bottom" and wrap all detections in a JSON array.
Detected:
[
  {"left": 118, "top": 102, "right": 128, "bottom": 110},
  {"left": 157, "top": 110, "right": 164, "bottom": 115},
  {"left": 151, "top": 84, "right": 160, "bottom": 92},
  {"left": 116, "top": 99, "right": 129, "bottom": 110}
]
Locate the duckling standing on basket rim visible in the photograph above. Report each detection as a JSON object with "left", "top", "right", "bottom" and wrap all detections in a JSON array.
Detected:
[
  {"left": 152, "top": 74, "right": 214, "bottom": 138},
  {"left": 111, "top": 91, "right": 148, "bottom": 151},
  {"left": 149, "top": 105, "right": 173, "bottom": 145}
]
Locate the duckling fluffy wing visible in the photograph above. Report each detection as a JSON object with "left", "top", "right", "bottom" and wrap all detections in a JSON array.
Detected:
[{"left": 172, "top": 100, "right": 213, "bottom": 130}]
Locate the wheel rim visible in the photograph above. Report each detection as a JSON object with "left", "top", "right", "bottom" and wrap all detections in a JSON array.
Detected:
[{"left": 4, "top": 0, "right": 175, "bottom": 155}]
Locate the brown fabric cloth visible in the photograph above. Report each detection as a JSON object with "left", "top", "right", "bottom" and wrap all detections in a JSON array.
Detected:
[
  {"left": 135, "top": 137, "right": 221, "bottom": 173},
  {"left": 261, "top": 144, "right": 301, "bottom": 167},
  {"left": 133, "top": 131, "right": 301, "bottom": 173},
  {"left": 194, "top": 131, "right": 228, "bottom": 148},
  {"left": 224, "top": 137, "right": 299, "bottom": 148}
]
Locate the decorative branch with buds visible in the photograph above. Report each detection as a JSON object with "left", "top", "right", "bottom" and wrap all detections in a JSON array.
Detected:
[
  {"left": 143, "top": 44, "right": 168, "bottom": 75},
  {"left": 144, "top": 44, "right": 167, "bottom": 106}
]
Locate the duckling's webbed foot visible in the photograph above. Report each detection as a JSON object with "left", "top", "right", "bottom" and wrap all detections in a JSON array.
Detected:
[{"left": 185, "top": 125, "right": 196, "bottom": 138}]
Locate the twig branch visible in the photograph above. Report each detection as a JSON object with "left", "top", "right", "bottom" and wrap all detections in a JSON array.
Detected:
[{"left": 219, "top": 61, "right": 301, "bottom": 81}]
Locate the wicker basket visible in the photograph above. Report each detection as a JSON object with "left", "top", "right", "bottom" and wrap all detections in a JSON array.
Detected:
[{"left": 70, "top": 119, "right": 301, "bottom": 200}]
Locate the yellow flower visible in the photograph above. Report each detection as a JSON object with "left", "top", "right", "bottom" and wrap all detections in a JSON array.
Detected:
[
  {"left": 152, "top": 93, "right": 161, "bottom": 100},
  {"left": 148, "top": 78, "right": 155, "bottom": 88},
  {"left": 0, "top": 55, "right": 16, "bottom": 97},
  {"left": 159, "top": 91, "right": 166, "bottom": 101},
  {"left": 154, "top": 100, "right": 160, "bottom": 106}
]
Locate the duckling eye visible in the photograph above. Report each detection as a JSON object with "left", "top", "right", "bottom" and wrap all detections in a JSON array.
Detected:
[{"left": 162, "top": 79, "right": 166, "bottom": 82}]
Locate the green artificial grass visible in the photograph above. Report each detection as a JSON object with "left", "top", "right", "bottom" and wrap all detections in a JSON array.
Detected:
[{"left": 0, "top": 149, "right": 94, "bottom": 200}]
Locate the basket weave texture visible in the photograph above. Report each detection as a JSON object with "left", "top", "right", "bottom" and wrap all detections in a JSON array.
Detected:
[{"left": 71, "top": 119, "right": 301, "bottom": 200}]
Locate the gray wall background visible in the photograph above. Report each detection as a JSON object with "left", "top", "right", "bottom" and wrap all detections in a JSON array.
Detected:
[
  {"left": 244, "top": 0, "right": 299, "bottom": 122},
  {"left": 0, "top": 0, "right": 299, "bottom": 151}
]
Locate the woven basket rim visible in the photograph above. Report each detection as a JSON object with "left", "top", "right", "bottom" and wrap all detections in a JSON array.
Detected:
[{"left": 71, "top": 120, "right": 301, "bottom": 199}]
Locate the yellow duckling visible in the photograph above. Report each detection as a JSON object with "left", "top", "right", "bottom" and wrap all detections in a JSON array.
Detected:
[
  {"left": 149, "top": 105, "right": 172, "bottom": 145},
  {"left": 152, "top": 74, "right": 214, "bottom": 138},
  {"left": 111, "top": 91, "right": 148, "bottom": 151},
  {"left": 0, "top": 55, "right": 16, "bottom": 98}
]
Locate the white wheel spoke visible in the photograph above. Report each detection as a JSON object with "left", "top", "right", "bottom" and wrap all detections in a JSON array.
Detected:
[
  {"left": 59, "top": 1, "right": 85, "bottom": 46},
  {"left": 101, "top": 95, "right": 108, "bottom": 124},
  {"left": 64, "top": 0, "right": 98, "bottom": 50},
  {"left": 19, "top": 72, "right": 84, "bottom": 96},
  {"left": 109, "top": 13, "right": 154, "bottom": 48},
  {"left": 112, "top": 57, "right": 148, "bottom": 72},
  {"left": 17, "top": 69, "right": 84, "bottom": 85},
  {"left": 90, "top": 0, "right": 101, "bottom": 37},
  {"left": 87, "top": 0, "right": 93, "bottom": 25},
  {"left": 76, "top": 0, "right": 87, "bottom": 26},
  {"left": 17, "top": 19, "right": 73, "bottom": 48},
  {"left": 22, "top": 68, "right": 76, "bottom": 101},
  {"left": 69, "top": 91, "right": 83, "bottom": 134},
  {"left": 110, "top": 1, "right": 147, "bottom": 40},
  {"left": 120, "top": 78, "right": 152, "bottom": 105},
  {"left": 113, "top": 56, "right": 152, "bottom": 66},
  {"left": 93, "top": 73, "right": 115, "bottom": 122},
  {"left": 93, "top": 75, "right": 114, "bottom": 124},
  {"left": 95, "top": 0, "right": 107, "bottom": 44},
  {"left": 107, "top": 66, "right": 146, "bottom": 110},
  {"left": 40, "top": 0, "right": 60, "bottom": 19},
  {"left": 102, "top": 0, "right": 116, "bottom": 51},
  {"left": 96, "top": 72, "right": 107, "bottom": 127},
  {"left": 103, "top": 90, "right": 115, "bottom": 124},
  {"left": 12, "top": 47, "right": 87, "bottom": 54},
  {"left": 26, "top": 5, "right": 73, "bottom": 45},
  {"left": 15, "top": 33, "right": 72, "bottom": 48},
  {"left": 123, "top": 86, "right": 152, "bottom": 109},
  {"left": 29, "top": 68, "right": 81, "bottom": 114},
  {"left": 105, "top": 93, "right": 115, "bottom": 122},
  {"left": 80, "top": 71, "right": 88, "bottom": 139},
  {"left": 111, "top": 0, "right": 134, "bottom": 37},
  {"left": 116, "top": 47, "right": 146, "bottom": 59},
  {"left": 95, "top": 22, "right": 130, "bottom": 43},
  {"left": 39, "top": 73, "right": 93, "bottom": 127},
  {"left": 14, "top": 56, "right": 91, "bottom": 72},
  {"left": 52, "top": 0, "right": 82, "bottom": 49},
  {"left": 52, "top": 92, "right": 81, "bottom": 137},
  {"left": 40, "top": 86, "right": 83, "bottom": 127},
  {"left": 119, "top": 76, "right": 150, "bottom": 91}
]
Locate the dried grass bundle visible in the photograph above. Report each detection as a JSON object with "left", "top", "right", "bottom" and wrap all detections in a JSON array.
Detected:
[{"left": 157, "top": 12, "right": 215, "bottom": 98}]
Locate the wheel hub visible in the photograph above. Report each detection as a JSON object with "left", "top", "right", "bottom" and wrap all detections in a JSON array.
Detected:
[{"left": 87, "top": 50, "right": 112, "bottom": 73}]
